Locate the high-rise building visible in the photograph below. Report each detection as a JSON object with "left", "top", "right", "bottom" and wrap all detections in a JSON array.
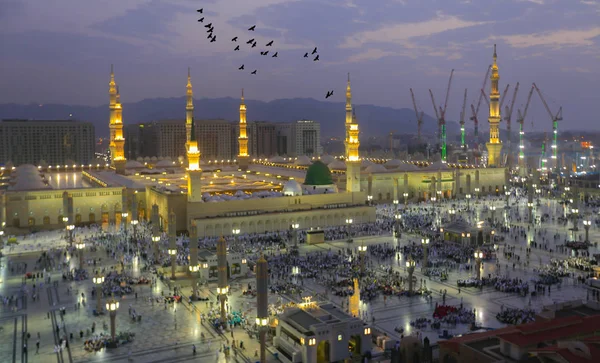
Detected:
[
  {"left": 196, "top": 119, "right": 236, "bottom": 161},
  {"left": 0, "top": 119, "right": 95, "bottom": 166},
  {"left": 124, "top": 120, "right": 186, "bottom": 160},
  {"left": 276, "top": 123, "right": 293, "bottom": 157},
  {"left": 293, "top": 120, "right": 322, "bottom": 157},
  {"left": 248, "top": 121, "right": 278, "bottom": 158}
]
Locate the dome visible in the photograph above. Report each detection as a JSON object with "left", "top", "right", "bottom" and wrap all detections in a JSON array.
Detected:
[
  {"left": 328, "top": 160, "right": 347, "bottom": 170},
  {"left": 269, "top": 156, "right": 285, "bottom": 163},
  {"left": 320, "top": 155, "right": 335, "bottom": 165},
  {"left": 155, "top": 159, "right": 176, "bottom": 168},
  {"left": 384, "top": 159, "right": 403, "bottom": 167},
  {"left": 304, "top": 161, "right": 333, "bottom": 185},
  {"left": 361, "top": 159, "right": 374, "bottom": 167},
  {"left": 424, "top": 161, "right": 450, "bottom": 171},
  {"left": 125, "top": 160, "right": 144, "bottom": 169},
  {"left": 294, "top": 155, "right": 312, "bottom": 166},
  {"left": 365, "top": 164, "right": 387, "bottom": 173},
  {"left": 283, "top": 180, "right": 303, "bottom": 196},
  {"left": 395, "top": 163, "right": 419, "bottom": 172}
]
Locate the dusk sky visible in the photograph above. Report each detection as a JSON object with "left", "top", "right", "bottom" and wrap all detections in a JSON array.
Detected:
[{"left": 1, "top": 0, "right": 599, "bottom": 130}]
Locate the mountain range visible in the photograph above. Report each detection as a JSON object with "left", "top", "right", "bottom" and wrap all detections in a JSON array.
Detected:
[{"left": 0, "top": 97, "right": 462, "bottom": 138}]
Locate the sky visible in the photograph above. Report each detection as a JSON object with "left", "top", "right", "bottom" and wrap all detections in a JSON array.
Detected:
[{"left": 1, "top": 0, "right": 599, "bottom": 130}]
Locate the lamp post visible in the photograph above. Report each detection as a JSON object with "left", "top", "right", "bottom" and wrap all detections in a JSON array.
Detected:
[
  {"left": 367, "top": 195, "right": 373, "bottom": 205},
  {"left": 93, "top": 273, "right": 105, "bottom": 313},
  {"left": 0, "top": 230, "right": 4, "bottom": 248},
  {"left": 403, "top": 192, "right": 409, "bottom": 210},
  {"left": 466, "top": 194, "right": 471, "bottom": 211},
  {"left": 358, "top": 244, "right": 367, "bottom": 275},
  {"left": 168, "top": 210, "right": 177, "bottom": 279},
  {"left": 151, "top": 204, "right": 160, "bottom": 261},
  {"left": 490, "top": 205, "right": 497, "bottom": 224},
  {"left": 189, "top": 263, "right": 199, "bottom": 299},
  {"left": 76, "top": 241, "right": 85, "bottom": 270},
  {"left": 106, "top": 296, "right": 119, "bottom": 341},
  {"left": 527, "top": 202, "right": 534, "bottom": 224},
  {"left": 394, "top": 214, "right": 401, "bottom": 237},
  {"left": 406, "top": 259, "right": 415, "bottom": 295},
  {"left": 346, "top": 218, "right": 353, "bottom": 242},
  {"left": 256, "top": 254, "right": 269, "bottom": 363},
  {"left": 474, "top": 250, "right": 483, "bottom": 280},
  {"left": 232, "top": 228, "right": 240, "bottom": 251},
  {"left": 217, "top": 236, "right": 229, "bottom": 325},
  {"left": 449, "top": 208, "right": 456, "bottom": 221},
  {"left": 421, "top": 238, "right": 430, "bottom": 270},
  {"left": 571, "top": 207, "right": 579, "bottom": 241},
  {"left": 583, "top": 218, "right": 591, "bottom": 243},
  {"left": 393, "top": 199, "right": 399, "bottom": 213},
  {"left": 152, "top": 235, "right": 160, "bottom": 262},
  {"left": 168, "top": 247, "right": 177, "bottom": 280},
  {"left": 474, "top": 187, "right": 480, "bottom": 200},
  {"left": 131, "top": 219, "right": 138, "bottom": 249},
  {"left": 189, "top": 224, "right": 199, "bottom": 299},
  {"left": 504, "top": 190, "right": 510, "bottom": 209},
  {"left": 62, "top": 216, "right": 69, "bottom": 241},
  {"left": 121, "top": 212, "right": 128, "bottom": 230},
  {"left": 290, "top": 223, "right": 299, "bottom": 248}
]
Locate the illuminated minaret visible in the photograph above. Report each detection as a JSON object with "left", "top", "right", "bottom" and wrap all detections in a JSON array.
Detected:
[
  {"left": 108, "top": 65, "right": 126, "bottom": 174},
  {"left": 486, "top": 44, "right": 503, "bottom": 167},
  {"left": 186, "top": 118, "right": 203, "bottom": 202},
  {"left": 185, "top": 67, "right": 194, "bottom": 146},
  {"left": 345, "top": 75, "right": 361, "bottom": 193},
  {"left": 238, "top": 89, "right": 249, "bottom": 171}
]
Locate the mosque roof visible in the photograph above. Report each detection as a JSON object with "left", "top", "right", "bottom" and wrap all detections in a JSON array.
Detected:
[
  {"left": 424, "top": 161, "right": 451, "bottom": 171},
  {"left": 364, "top": 164, "right": 387, "bottom": 173},
  {"left": 294, "top": 155, "right": 312, "bottom": 166},
  {"left": 319, "top": 155, "right": 335, "bottom": 165},
  {"left": 283, "top": 180, "right": 302, "bottom": 196},
  {"left": 328, "top": 160, "right": 347, "bottom": 170},
  {"left": 304, "top": 160, "right": 333, "bottom": 186}
]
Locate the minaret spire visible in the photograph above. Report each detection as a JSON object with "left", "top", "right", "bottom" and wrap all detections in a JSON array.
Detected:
[
  {"left": 344, "top": 76, "right": 361, "bottom": 192},
  {"left": 186, "top": 68, "right": 194, "bottom": 144},
  {"left": 108, "top": 66, "right": 126, "bottom": 174},
  {"left": 238, "top": 88, "right": 249, "bottom": 170},
  {"left": 486, "top": 43, "right": 502, "bottom": 167}
]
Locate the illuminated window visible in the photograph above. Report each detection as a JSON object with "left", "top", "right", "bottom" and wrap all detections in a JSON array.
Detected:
[
  {"left": 338, "top": 334, "right": 343, "bottom": 341},
  {"left": 364, "top": 328, "right": 371, "bottom": 335},
  {"left": 308, "top": 338, "right": 316, "bottom": 346}
]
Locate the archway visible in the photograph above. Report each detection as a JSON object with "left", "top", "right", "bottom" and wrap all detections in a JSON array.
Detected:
[
  {"left": 12, "top": 218, "right": 20, "bottom": 227},
  {"left": 28, "top": 217, "right": 35, "bottom": 226},
  {"left": 43, "top": 216, "right": 50, "bottom": 226},
  {"left": 57, "top": 215, "right": 64, "bottom": 224},
  {"left": 75, "top": 214, "right": 82, "bottom": 224},
  {"left": 317, "top": 340, "right": 330, "bottom": 363},
  {"left": 89, "top": 213, "right": 96, "bottom": 223},
  {"left": 349, "top": 334, "right": 361, "bottom": 354}
]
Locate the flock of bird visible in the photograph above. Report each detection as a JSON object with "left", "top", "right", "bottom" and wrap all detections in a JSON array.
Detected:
[{"left": 197, "top": 8, "right": 330, "bottom": 99}]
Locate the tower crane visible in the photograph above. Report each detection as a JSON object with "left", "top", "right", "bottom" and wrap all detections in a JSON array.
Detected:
[
  {"left": 410, "top": 88, "right": 425, "bottom": 143},
  {"left": 429, "top": 69, "right": 454, "bottom": 162},
  {"left": 459, "top": 88, "right": 468, "bottom": 151},
  {"left": 470, "top": 65, "right": 491, "bottom": 145},
  {"left": 504, "top": 82, "right": 519, "bottom": 169},
  {"left": 516, "top": 84, "right": 535, "bottom": 170},
  {"left": 533, "top": 83, "right": 563, "bottom": 173}
]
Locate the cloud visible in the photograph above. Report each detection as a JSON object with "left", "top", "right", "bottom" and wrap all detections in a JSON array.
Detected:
[
  {"left": 493, "top": 27, "right": 600, "bottom": 48},
  {"left": 346, "top": 49, "right": 396, "bottom": 63},
  {"left": 560, "top": 66, "right": 592, "bottom": 73},
  {"left": 339, "top": 12, "right": 489, "bottom": 49}
]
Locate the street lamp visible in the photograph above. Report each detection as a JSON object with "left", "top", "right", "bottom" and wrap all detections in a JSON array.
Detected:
[
  {"left": 66, "top": 224, "right": 75, "bottom": 245},
  {"left": 527, "top": 202, "right": 534, "bottom": 224},
  {"left": 406, "top": 259, "right": 416, "bottom": 295},
  {"left": 168, "top": 247, "right": 177, "bottom": 279},
  {"left": 93, "top": 273, "right": 105, "bottom": 313},
  {"left": 290, "top": 223, "right": 299, "bottom": 248},
  {"left": 75, "top": 241, "right": 85, "bottom": 270},
  {"left": 449, "top": 208, "right": 456, "bottom": 221},
  {"left": 490, "top": 205, "right": 497, "bottom": 224},
  {"left": 216, "top": 286, "right": 229, "bottom": 324},
  {"left": 504, "top": 190, "right": 510, "bottom": 209},
  {"left": 393, "top": 199, "right": 399, "bottom": 212},
  {"left": 232, "top": 228, "right": 240, "bottom": 250},
  {"left": 474, "top": 187, "right": 480, "bottom": 199},
  {"left": 189, "top": 263, "right": 199, "bottom": 300},
  {"left": 571, "top": 207, "right": 579, "bottom": 241},
  {"left": 121, "top": 212, "right": 128, "bottom": 231},
  {"left": 367, "top": 195, "right": 373, "bottom": 205},
  {"left": 466, "top": 194, "right": 472, "bottom": 211},
  {"left": 421, "top": 238, "right": 430, "bottom": 270},
  {"left": 131, "top": 218, "right": 138, "bottom": 237},
  {"left": 403, "top": 192, "right": 409, "bottom": 209},
  {"left": 106, "top": 296, "right": 119, "bottom": 341},
  {"left": 151, "top": 235, "right": 160, "bottom": 260},
  {"left": 346, "top": 218, "right": 353, "bottom": 242},
  {"left": 0, "top": 230, "right": 4, "bottom": 247},
  {"left": 583, "top": 218, "right": 591, "bottom": 243},
  {"left": 394, "top": 214, "right": 402, "bottom": 237},
  {"left": 358, "top": 244, "right": 367, "bottom": 275},
  {"left": 474, "top": 250, "right": 483, "bottom": 280}
]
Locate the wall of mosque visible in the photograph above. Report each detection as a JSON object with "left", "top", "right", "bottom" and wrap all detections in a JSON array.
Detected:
[
  {"left": 145, "top": 186, "right": 187, "bottom": 232},
  {"left": 3, "top": 187, "right": 124, "bottom": 229}
]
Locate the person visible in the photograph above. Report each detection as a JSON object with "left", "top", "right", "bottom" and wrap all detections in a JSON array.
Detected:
[{"left": 193, "top": 344, "right": 196, "bottom": 355}]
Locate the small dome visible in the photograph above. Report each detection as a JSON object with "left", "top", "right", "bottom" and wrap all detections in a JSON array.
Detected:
[
  {"left": 361, "top": 159, "right": 374, "bottom": 167},
  {"left": 424, "top": 161, "right": 450, "bottom": 171},
  {"left": 294, "top": 155, "right": 312, "bottom": 166},
  {"left": 395, "top": 163, "right": 419, "bottom": 172},
  {"left": 283, "top": 180, "right": 303, "bottom": 196},
  {"left": 320, "top": 155, "right": 335, "bottom": 165},
  {"left": 125, "top": 160, "right": 144, "bottom": 169},
  {"left": 269, "top": 156, "right": 285, "bottom": 163},
  {"left": 304, "top": 160, "right": 333, "bottom": 185},
  {"left": 155, "top": 159, "right": 175, "bottom": 168},
  {"left": 365, "top": 164, "right": 387, "bottom": 173},
  {"left": 328, "top": 160, "right": 347, "bottom": 170},
  {"left": 384, "top": 159, "right": 403, "bottom": 167}
]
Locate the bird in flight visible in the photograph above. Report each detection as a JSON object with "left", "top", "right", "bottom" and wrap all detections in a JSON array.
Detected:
[
  {"left": 313, "top": 55, "right": 319, "bottom": 61},
  {"left": 251, "top": 70, "right": 257, "bottom": 74},
  {"left": 260, "top": 51, "right": 269, "bottom": 56},
  {"left": 197, "top": 8, "right": 203, "bottom": 13},
  {"left": 303, "top": 52, "right": 308, "bottom": 58},
  {"left": 234, "top": 45, "right": 240, "bottom": 51},
  {"left": 232, "top": 37, "right": 238, "bottom": 42},
  {"left": 266, "top": 40, "right": 274, "bottom": 46},
  {"left": 248, "top": 25, "right": 256, "bottom": 31},
  {"left": 197, "top": 17, "right": 204, "bottom": 23},
  {"left": 326, "top": 90, "right": 334, "bottom": 99},
  {"left": 239, "top": 65, "right": 244, "bottom": 70},
  {"left": 210, "top": 35, "right": 216, "bottom": 42},
  {"left": 204, "top": 23, "right": 212, "bottom": 28},
  {"left": 246, "top": 38, "right": 254, "bottom": 44},
  {"left": 311, "top": 47, "right": 318, "bottom": 55},
  {"left": 272, "top": 52, "right": 278, "bottom": 58},
  {"left": 207, "top": 33, "right": 213, "bottom": 39},
  {"left": 207, "top": 27, "right": 214, "bottom": 33},
  {"left": 251, "top": 41, "right": 257, "bottom": 48}
]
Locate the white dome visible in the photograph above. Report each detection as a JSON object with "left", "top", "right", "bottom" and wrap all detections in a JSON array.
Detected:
[
  {"left": 125, "top": 160, "right": 144, "bottom": 169},
  {"left": 294, "top": 155, "right": 312, "bottom": 166},
  {"left": 150, "top": 156, "right": 158, "bottom": 161},
  {"left": 361, "top": 159, "right": 374, "bottom": 167},
  {"left": 269, "top": 156, "right": 285, "bottom": 163},
  {"left": 384, "top": 159, "right": 403, "bottom": 167},
  {"left": 328, "top": 160, "right": 347, "bottom": 170},
  {"left": 155, "top": 159, "right": 176, "bottom": 168},
  {"left": 320, "top": 155, "right": 335, "bottom": 165},
  {"left": 365, "top": 164, "right": 387, "bottom": 173},
  {"left": 395, "top": 163, "right": 420, "bottom": 172},
  {"left": 283, "top": 180, "right": 303, "bottom": 196},
  {"left": 424, "top": 161, "right": 450, "bottom": 171}
]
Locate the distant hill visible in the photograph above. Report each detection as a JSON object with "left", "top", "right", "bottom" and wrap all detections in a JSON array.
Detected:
[{"left": 0, "top": 97, "right": 460, "bottom": 138}]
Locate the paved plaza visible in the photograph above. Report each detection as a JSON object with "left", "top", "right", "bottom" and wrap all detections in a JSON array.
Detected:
[{"left": 0, "top": 193, "right": 597, "bottom": 362}]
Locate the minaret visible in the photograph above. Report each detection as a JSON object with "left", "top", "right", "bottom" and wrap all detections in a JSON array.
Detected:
[
  {"left": 486, "top": 45, "right": 503, "bottom": 167},
  {"left": 345, "top": 75, "right": 361, "bottom": 193},
  {"left": 186, "top": 68, "right": 194, "bottom": 145},
  {"left": 238, "top": 89, "right": 249, "bottom": 171},
  {"left": 256, "top": 254, "right": 269, "bottom": 363},
  {"left": 186, "top": 118, "right": 203, "bottom": 202},
  {"left": 108, "top": 65, "right": 126, "bottom": 174}
]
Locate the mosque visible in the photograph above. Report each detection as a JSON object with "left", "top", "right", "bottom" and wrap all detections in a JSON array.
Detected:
[{"left": 0, "top": 48, "right": 507, "bottom": 238}]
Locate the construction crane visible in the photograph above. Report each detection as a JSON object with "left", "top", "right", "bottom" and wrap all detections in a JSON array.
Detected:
[
  {"left": 533, "top": 83, "right": 563, "bottom": 173},
  {"left": 429, "top": 69, "right": 454, "bottom": 162},
  {"left": 504, "top": 82, "right": 520, "bottom": 169},
  {"left": 481, "top": 83, "right": 510, "bottom": 110},
  {"left": 410, "top": 88, "right": 425, "bottom": 143},
  {"left": 459, "top": 88, "right": 468, "bottom": 151},
  {"left": 470, "top": 65, "right": 491, "bottom": 145},
  {"left": 516, "top": 84, "right": 535, "bottom": 170}
]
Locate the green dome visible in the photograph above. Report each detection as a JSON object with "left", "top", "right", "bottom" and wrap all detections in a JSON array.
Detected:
[{"left": 304, "top": 160, "right": 333, "bottom": 185}]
